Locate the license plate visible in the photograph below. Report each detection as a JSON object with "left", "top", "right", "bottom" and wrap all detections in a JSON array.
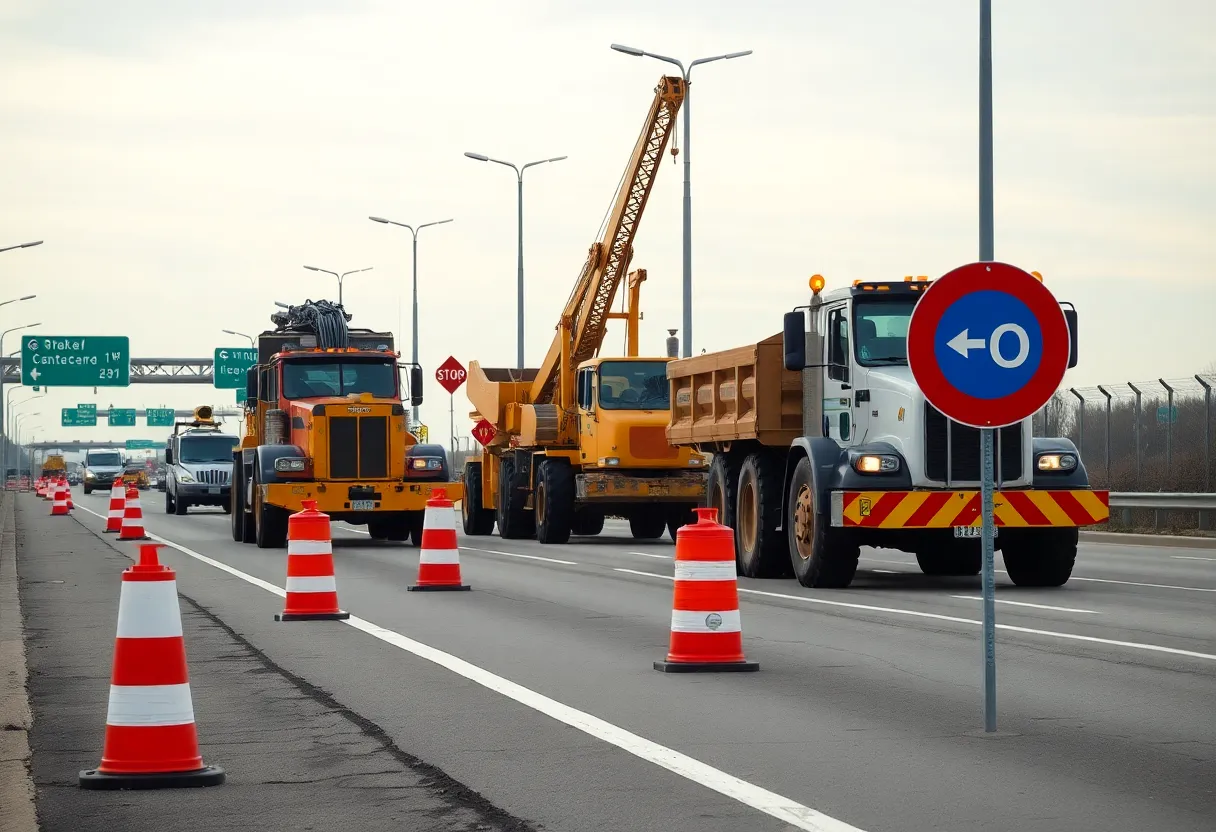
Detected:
[
  {"left": 350, "top": 499, "right": 375, "bottom": 511},
  {"left": 953, "top": 526, "right": 997, "bottom": 538},
  {"left": 208, "top": 487, "right": 220, "bottom": 495}
]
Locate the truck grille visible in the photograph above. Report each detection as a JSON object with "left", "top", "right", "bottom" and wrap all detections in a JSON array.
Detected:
[
  {"left": 197, "top": 469, "right": 229, "bottom": 485},
  {"left": 923, "top": 404, "right": 1022, "bottom": 483},
  {"left": 329, "top": 416, "right": 388, "bottom": 479}
]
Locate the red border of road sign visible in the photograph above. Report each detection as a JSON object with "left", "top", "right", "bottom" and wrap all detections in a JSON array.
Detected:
[{"left": 907, "top": 261, "right": 1070, "bottom": 429}]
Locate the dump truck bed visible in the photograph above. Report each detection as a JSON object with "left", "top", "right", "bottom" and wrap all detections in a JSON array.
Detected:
[
  {"left": 465, "top": 361, "right": 538, "bottom": 429},
  {"left": 666, "top": 333, "right": 803, "bottom": 448}
]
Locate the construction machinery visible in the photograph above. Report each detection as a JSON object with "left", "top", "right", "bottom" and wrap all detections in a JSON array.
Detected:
[
  {"left": 665, "top": 274, "right": 1109, "bottom": 588},
  {"left": 231, "top": 299, "right": 462, "bottom": 548},
  {"left": 462, "top": 76, "right": 708, "bottom": 545}
]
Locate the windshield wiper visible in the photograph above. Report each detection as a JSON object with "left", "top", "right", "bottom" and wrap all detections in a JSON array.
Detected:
[{"left": 863, "top": 356, "right": 907, "bottom": 365}]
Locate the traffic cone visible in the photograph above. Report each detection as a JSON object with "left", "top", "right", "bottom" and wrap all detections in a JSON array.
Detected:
[
  {"left": 104, "top": 481, "right": 126, "bottom": 533},
  {"left": 275, "top": 500, "right": 349, "bottom": 621},
  {"left": 79, "top": 543, "right": 224, "bottom": 790},
  {"left": 49, "top": 480, "right": 70, "bottom": 516},
  {"left": 63, "top": 478, "right": 74, "bottom": 511},
  {"left": 118, "top": 486, "right": 150, "bottom": 541},
  {"left": 407, "top": 488, "right": 470, "bottom": 592},
  {"left": 654, "top": 507, "right": 758, "bottom": 673}
]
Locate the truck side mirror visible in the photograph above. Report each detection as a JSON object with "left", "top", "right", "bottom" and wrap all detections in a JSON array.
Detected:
[
  {"left": 1062, "top": 305, "right": 1079, "bottom": 369},
  {"left": 782, "top": 311, "right": 806, "bottom": 371},
  {"left": 164, "top": 448, "right": 173, "bottom": 465},
  {"left": 409, "top": 366, "right": 424, "bottom": 408}
]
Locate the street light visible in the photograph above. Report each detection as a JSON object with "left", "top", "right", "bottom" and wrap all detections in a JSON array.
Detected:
[
  {"left": 6, "top": 387, "right": 40, "bottom": 471},
  {"left": 302, "top": 265, "right": 373, "bottom": 307},
  {"left": 0, "top": 241, "right": 43, "bottom": 254},
  {"left": 463, "top": 152, "right": 567, "bottom": 369},
  {"left": 14, "top": 413, "right": 38, "bottom": 483},
  {"left": 368, "top": 216, "right": 453, "bottom": 425},
  {"left": 0, "top": 295, "right": 36, "bottom": 310},
  {"left": 610, "top": 42, "right": 752, "bottom": 358},
  {"left": 0, "top": 322, "right": 40, "bottom": 470},
  {"left": 222, "top": 329, "right": 255, "bottom": 347}
]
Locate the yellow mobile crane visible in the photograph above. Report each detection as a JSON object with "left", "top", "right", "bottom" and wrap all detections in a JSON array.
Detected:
[{"left": 462, "top": 76, "right": 708, "bottom": 545}]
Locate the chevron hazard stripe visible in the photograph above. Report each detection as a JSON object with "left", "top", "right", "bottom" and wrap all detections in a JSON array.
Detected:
[{"left": 835, "top": 489, "right": 1109, "bottom": 528}]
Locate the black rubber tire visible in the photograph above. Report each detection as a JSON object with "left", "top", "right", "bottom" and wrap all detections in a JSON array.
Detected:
[
  {"left": 496, "top": 457, "right": 535, "bottom": 540},
  {"left": 786, "top": 456, "right": 858, "bottom": 588},
  {"left": 1002, "top": 528, "right": 1078, "bottom": 587},
  {"left": 535, "top": 460, "right": 574, "bottom": 545},
  {"left": 173, "top": 490, "right": 189, "bottom": 516},
  {"left": 735, "top": 453, "right": 791, "bottom": 578},
  {"left": 407, "top": 511, "right": 424, "bottom": 546},
  {"left": 83, "top": 484, "right": 93, "bottom": 495},
  {"left": 230, "top": 463, "right": 245, "bottom": 543},
  {"left": 221, "top": 498, "right": 232, "bottom": 515},
  {"left": 628, "top": 507, "right": 667, "bottom": 540},
  {"left": 915, "top": 542, "right": 982, "bottom": 576},
  {"left": 706, "top": 455, "right": 740, "bottom": 529},
  {"left": 666, "top": 505, "right": 697, "bottom": 541},
  {"left": 254, "top": 470, "right": 288, "bottom": 548},
  {"left": 460, "top": 462, "right": 496, "bottom": 536},
  {"left": 165, "top": 488, "right": 175, "bottom": 514},
  {"left": 367, "top": 525, "right": 389, "bottom": 541},
  {"left": 570, "top": 510, "right": 605, "bottom": 536}
]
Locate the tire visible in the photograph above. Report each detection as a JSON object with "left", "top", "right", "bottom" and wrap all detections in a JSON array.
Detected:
[
  {"left": 407, "top": 511, "right": 424, "bottom": 546},
  {"left": 735, "top": 453, "right": 790, "bottom": 578},
  {"left": 571, "top": 510, "right": 605, "bottom": 536},
  {"left": 496, "top": 457, "right": 535, "bottom": 540},
  {"left": 385, "top": 514, "right": 410, "bottom": 542},
  {"left": 367, "top": 522, "right": 389, "bottom": 541},
  {"left": 166, "top": 488, "right": 175, "bottom": 514},
  {"left": 706, "top": 455, "right": 740, "bottom": 529},
  {"left": 786, "top": 456, "right": 858, "bottom": 588},
  {"left": 460, "top": 462, "right": 496, "bottom": 536},
  {"left": 83, "top": 484, "right": 93, "bottom": 495},
  {"left": 915, "top": 542, "right": 982, "bottom": 576},
  {"left": 535, "top": 459, "right": 575, "bottom": 544},
  {"left": 1002, "top": 528, "right": 1078, "bottom": 587},
  {"left": 230, "top": 465, "right": 245, "bottom": 542},
  {"left": 666, "top": 505, "right": 696, "bottom": 541},
  {"left": 173, "top": 490, "right": 189, "bottom": 516},
  {"left": 628, "top": 507, "right": 666, "bottom": 540},
  {"left": 254, "top": 469, "right": 288, "bottom": 548}
]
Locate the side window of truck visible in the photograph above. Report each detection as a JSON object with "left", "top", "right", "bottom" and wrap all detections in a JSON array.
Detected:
[
  {"left": 576, "top": 368, "right": 594, "bottom": 411},
  {"left": 827, "top": 308, "right": 850, "bottom": 383}
]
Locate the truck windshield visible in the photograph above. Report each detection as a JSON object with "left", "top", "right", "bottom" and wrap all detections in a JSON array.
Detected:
[
  {"left": 598, "top": 361, "right": 670, "bottom": 410},
  {"left": 87, "top": 453, "right": 122, "bottom": 467},
  {"left": 179, "top": 435, "right": 238, "bottom": 464},
  {"left": 281, "top": 360, "right": 396, "bottom": 399},
  {"left": 854, "top": 298, "right": 916, "bottom": 366}
]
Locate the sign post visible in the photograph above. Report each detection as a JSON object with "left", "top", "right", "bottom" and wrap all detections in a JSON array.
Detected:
[
  {"left": 907, "top": 261, "right": 1070, "bottom": 733},
  {"left": 435, "top": 356, "right": 468, "bottom": 454}
]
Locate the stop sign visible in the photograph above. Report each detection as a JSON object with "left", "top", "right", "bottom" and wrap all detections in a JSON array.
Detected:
[
  {"left": 435, "top": 356, "right": 467, "bottom": 395},
  {"left": 471, "top": 419, "right": 497, "bottom": 446}
]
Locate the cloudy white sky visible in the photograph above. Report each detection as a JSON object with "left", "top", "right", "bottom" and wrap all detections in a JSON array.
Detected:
[{"left": 1, "top": 0, "right": 1213, "bottom": 451}]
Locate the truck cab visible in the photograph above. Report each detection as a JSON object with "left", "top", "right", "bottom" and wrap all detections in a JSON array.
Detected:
[
  {"left": 165, "top": 406, "right": 238, "bottom": 515},
  {"left": 81, "top": 449, "right": 123, "bottom": 494}
]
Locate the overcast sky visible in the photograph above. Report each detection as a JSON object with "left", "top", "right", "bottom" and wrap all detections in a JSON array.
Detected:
[{"left": 1, "top": 0, "right": 1213, "bottom": 450}]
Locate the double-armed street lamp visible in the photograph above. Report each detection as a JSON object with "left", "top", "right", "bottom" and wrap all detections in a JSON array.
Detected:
[
  {"left": 462, "top": 152, "right": 567, "bottom": 370},
  {"left": 609, "top": 43, "right": 752, "bottom": 358},
  {"left": 302, "top": 265, "right": 373, "bottom": 307}
]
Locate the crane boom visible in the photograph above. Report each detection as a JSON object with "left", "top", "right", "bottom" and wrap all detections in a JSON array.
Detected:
[{"left": 529, "top": 76, "right": 685, "bottom": 405}]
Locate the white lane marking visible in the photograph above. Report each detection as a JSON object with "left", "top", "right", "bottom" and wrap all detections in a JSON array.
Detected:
[
  {"left": 459, "top": 546, "right": 578, "bottom": 566},
  {"left": 949, "top": 596, "right": 1100, "bottom": 615},
  {"left": 870, "top": 569, "right": 899, "bottom": 574},
  {"left": 859, "top": 558, "right": 913, "bottom": 566},
  {"left": 613, "top": 568, "right": 1216, "bottom": 663},
  {"left": 629, "top": 551, "right": 673, "bottom": 560},
  {"left": 1069, "top": 576, "right": 1215, "bottom": 593},
  {"left": 76, "top": 505, "right": 863, "bottom": 831},
  {"left": 1171, "top": 555, "right": 1216, "bottom": 562}
]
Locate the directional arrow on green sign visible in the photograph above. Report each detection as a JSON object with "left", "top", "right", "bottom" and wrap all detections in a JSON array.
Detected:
[{"left": 61, "top": 408, "right": 95, "bottom": 427}]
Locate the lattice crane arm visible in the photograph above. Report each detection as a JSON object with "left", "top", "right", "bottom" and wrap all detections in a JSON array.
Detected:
[{"left": 528, "top": 76, "right": 685, "bottom": 405}]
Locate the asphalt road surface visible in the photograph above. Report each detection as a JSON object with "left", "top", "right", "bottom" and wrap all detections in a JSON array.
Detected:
[{"left": 29, "top": 491, "right": 1216, "bottom": 832}]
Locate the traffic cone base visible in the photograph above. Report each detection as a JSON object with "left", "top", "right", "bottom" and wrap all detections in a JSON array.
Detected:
[
  {"left": 409, "top": 491, "right": 470, "bottom": 591},
  {"left": 79, "top": 764, "right": 226, "bottom": 790},
  {"left": 654, "top": 507, "right": 758, "bottom": 674},
  {"left": 276, "top": 500, "right": 348, "bottom": 621}
]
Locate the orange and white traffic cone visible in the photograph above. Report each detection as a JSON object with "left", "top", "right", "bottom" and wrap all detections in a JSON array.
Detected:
[
  {"left": 654, "top": 507, "right": 758, "bottom": 673},
  {"left": 275, "top": 500, "right": 349, "bottom": 621},
  {"left": 118, "top": 486, "right": 150, "bottom": 541},
  {"left": 49, "top": 480, "right": 70, "bottom": 516},
  {"left": 78, "top": 543, "right": 224, "bottom": 790},
  {"left": 104, "top": 481, "right": 126, "bottom": 533},
  {"left": 63, "top": 478, "right": 74, "bottom": 511},
  {"left": 407, "top": 489, "right": 470, "bottom": 592}
]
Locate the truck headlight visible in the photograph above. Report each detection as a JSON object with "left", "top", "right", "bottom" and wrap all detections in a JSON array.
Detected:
[
  {"left": 688, "top": 457, "right": 703, "bottom": 466},
  {"left": 1037, "top": 453, "right": 1077, "bottom": 471},
  {"left": 84, "top": 470, "right": 95, "bottom": 480},
  {"left": 408, "top": 457, "right": 442, "bottom": 471},
  {"left": 853, "top": 454, "right": 900, "bottom": 474},
  {"left": 178, "top": 472, "right": 195, "bottom": 483},
  {"left": 275, "top": 457, "right": 309, "bottom": 472}
]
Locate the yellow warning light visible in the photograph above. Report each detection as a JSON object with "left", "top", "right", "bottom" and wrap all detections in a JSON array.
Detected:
[
  {"left": 904, "top": 275, "right": 913, "bottom": 282},
  {"left": 916, "top": 275, "right": 929, "bottom": 281},
  {"left": 1030, "top": 270, "right": 1043, "bottom": 282},
  {"left": 809, "top": 274, "right": 826, "bottom": 294}
]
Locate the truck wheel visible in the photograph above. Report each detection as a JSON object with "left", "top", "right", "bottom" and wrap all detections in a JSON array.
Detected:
[
  {"left": 1002, "top": 528, "right": 1077, "bottom": 587},
  {"left": 629, "top": 507, "right": 666, "bottom": 540},
  {"left": 571, "top": 510, "right": 604, "bottom": 536},
  {"left": 407, "top": 511, "right": 424, "bottom": 546},
  {"left": 366, "top": 520, "right": 389, "bottom": 541},
  {"left": 915, "top": 543, "right": 981, "bottom": 576},
  {"left": 736, "top": 453, "right": 790, "bottom": 578},
  {"left": 83, "top": 484, "right": 93, "bottom": 495},
  {"left": 174, "top": 492, "right": 189, "bottom": 516},
  {"left": 166, "top": 488, "right": 175, "bottom": 514},
  {"left": 254, "top": 470, "right": 288, "bottom": 548},
  {"left": 535, "top": 460, "right": 574, "bottom": 544},
  {"left": 384, "top": 514, "right": 410, "bottom": 542},
  {"left": 706, "top": 455, "right": 740, "bottom": 528},
  {"left": 496, "top": 458, "right": 535, "bottom": 540},
  {"left": 666, "top": 505, "right": 696, "bottom": 541},
  {"left": 230, "top": 467, "right": 245, "bottom": 542},
  {"left": 786, "top": 457, "right": 858, "bottom": 588},
  {"left": 460, "top": 462, "right": 496, "bottom": 536}
]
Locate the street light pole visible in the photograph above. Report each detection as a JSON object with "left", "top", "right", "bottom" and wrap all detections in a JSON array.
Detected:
[
  {"left": 368, "top": 216, "right": 454, "bottom": 425},
  {"left": 610, "top": 43, "right": 752, "bottom": 358},
  {"left": 0, "top": 241, "right": 43, "bottom": 254},
  {"left": 0, "top": 315, "right": 40, "bottom": 476},
  {"left": 463, "top": 152, "right": 567, "bottom": 370},
  {"left": 222, "top": 329, "right": 255, "bottom": 347},
  {"left": 302, "top": 265, "right": 373, "bottom": 307},
  {"left": 6, "top": 388, "right": 39, "bottom": 472}
]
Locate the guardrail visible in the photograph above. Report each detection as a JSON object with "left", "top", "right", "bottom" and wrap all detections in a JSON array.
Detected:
[{"left": 1108, "top": 492, "right": 1215, "bottom": 532}]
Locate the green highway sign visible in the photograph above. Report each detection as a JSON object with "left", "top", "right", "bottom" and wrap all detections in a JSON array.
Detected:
[
  {"left": 146, "top": 407, "right": 176, "bottom": 427},
  {"left": 78, "top": 403, "right": 97, "bottom": 418},
  {"left": 22, "top": 336, "right": 130, "bottom": 387},
  {"left": 107, "top": 408, "right": 137, "bottom": 427},
  {"left": 236, "top": 388, "right": 247, "bottom": 404},
  {"left": 125, "top": 439, "right": 159, "bottom": 450},
  {"left": 214, "top": 347, "right": 258, "bottom": 390},
  {"left": 61, "top": 408, "right": 96, "bottom": 427}
]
